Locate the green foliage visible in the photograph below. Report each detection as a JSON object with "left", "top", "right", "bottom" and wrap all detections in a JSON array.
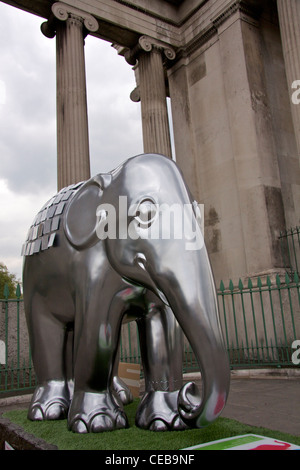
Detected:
[
  {"left": 4, "top": 400, "right": 300, "bottom": 450},
  {"left": 0, "top": 262, "right": 21, "bottom": 299}
]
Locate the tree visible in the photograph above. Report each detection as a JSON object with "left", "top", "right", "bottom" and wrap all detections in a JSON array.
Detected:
[{"left": 0, "top": 263, "right": 20, "bottom": 298}]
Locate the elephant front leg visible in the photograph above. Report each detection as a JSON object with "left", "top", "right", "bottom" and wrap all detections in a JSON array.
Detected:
[
  {"left": 68, "top": 304, "right": 128, "bottom": 433},
  {"left": 136, "top": 305, "right": 188, "bottom": 431},
  {"left": 68, "top": 389, "right": 128, "bottom": 433}
]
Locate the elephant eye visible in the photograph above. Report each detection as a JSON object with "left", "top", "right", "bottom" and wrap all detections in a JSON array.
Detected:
[{"left": 135, "top": 198, "right": 158, "bottom": 228}]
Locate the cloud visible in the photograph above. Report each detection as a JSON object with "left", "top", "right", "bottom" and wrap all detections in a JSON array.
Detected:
[
  {"left": 0, "top": 5, "right": 57, "bottom": 195},
  {"left": 85, "top": 36, "right": 143, "bottom": 173},
  {"left": 0, "top": 80, "right": 5, "bottom": 105},
  {"left": 0, "top": 178, "right": 52, "bottom": 281},
  {"left": 0, "top": 3, "right": 143, "bottom": 281}
]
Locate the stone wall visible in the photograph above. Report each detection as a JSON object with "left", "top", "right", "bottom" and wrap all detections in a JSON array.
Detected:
[{"left": 168, "top": 1, "right": 300, "bottom": 285}]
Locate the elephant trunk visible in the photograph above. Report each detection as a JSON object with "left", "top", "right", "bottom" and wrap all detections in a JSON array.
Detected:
[
  {"left": 177, "top": 319, "right": 230, "bottom": 428},
  {"left": 150, "top": 246, "right": 230, "bottom": 428}
]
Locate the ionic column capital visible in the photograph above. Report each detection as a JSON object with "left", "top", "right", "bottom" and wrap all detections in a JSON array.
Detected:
[
  {"left": 41, "top": 2, "right": 99, "bottom": 38},
  {"left": 125, "top": 35, "right": 176, "bottom": 66}
]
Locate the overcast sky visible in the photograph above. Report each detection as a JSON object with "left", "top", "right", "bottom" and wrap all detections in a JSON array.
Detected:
[{"left": 0, "top": 2, "right": 144, "bottom": 283}]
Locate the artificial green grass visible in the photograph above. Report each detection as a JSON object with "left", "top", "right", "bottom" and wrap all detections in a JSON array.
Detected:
[{"left": 4, "top": 399, "right": 300, "bottom": 451}]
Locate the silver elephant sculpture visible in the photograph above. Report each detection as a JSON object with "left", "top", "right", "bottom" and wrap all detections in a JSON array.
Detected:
[{"left": 22, "top": 153, "right": 230, "bottom": 433}]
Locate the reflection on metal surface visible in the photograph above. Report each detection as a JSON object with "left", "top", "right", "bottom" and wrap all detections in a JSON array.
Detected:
[{"left": 23, "top": 153, "right": 230, "bottom": 433}]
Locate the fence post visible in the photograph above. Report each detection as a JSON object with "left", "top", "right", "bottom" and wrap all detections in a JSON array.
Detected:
[
  {"left": 248, "top": 278, "right": 260, "bottom": 362},
  {"left": 16, "top": 284, "right": 21, "bottom": 389},
  {"left": 257, "top": 276, "right": 270, "bottom": 362},
  {"left": 239, "top": 278, "right": 250, "bottom": 362},
  {"left": 266, "top": 275, "right": 279, "bottom": 364},
  {"left": 279, "top": 226, "right": 300, "bottom": 277},
  {"left": 3, "top": 284, "right": 9, "bottom": 391},
  {"left": 219, "top": 280, "right": 229, "bottom": 352}
]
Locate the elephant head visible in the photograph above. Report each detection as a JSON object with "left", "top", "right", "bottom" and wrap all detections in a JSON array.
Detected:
[{"left": 64, "top": 153, "right": 230, "bottom": 428}]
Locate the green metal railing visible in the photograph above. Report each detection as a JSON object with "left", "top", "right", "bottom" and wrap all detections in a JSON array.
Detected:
[
  {"left": 218, "top": 273, "right": 300, "bottom": 369},
  {"left": 1, "top": 271, "right": 299, "bottom": 395},
  {"left": 118, "top": 273, "right": 300, "bottom": 371},
  {"left": 279, "top": 226, "right": 300, "bottom": 277},
  {"left": 120, "top": 322, "right": 141, "bottom": 364},
  {"left": 0, "top": 285, "right": 36, "bottom": 395}
]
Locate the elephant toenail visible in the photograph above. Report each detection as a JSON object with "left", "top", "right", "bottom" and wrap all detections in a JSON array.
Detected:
[
  {"left": 71, "top": 419, "right": 88, "bottom": 433},
  {"left": 117, "top": 390, "right": 132, "bottom": 405},
  {"left": 172, "top": 416, "right": 188, "bottom": 430},
  {"left": 90, "top": 414, "right": 114, "bottom": 432},
  {"left": 149, "top": 419, "right": 168, "bottom": 432},
  {"left": 46, "top": 404, "right": 67, "bottom": 420},
  {"left": 116, "top": 412, "right": 128, "bottom": 429},
  {"left": 29, "top": 405, "right": 44, "bottom": 421}
]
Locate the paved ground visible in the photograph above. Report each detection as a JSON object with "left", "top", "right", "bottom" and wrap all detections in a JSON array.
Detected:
[
  {"left": 222, "top": 377, "right": 300, "bottom": 436},
  {"left": 186, "top": 370, "right": 300, "bottom": 436},
  {"left": 0, "top": 393, "right": 32, "bottom": 414},
  {"left": 1, "top": 371, "right": 300, "bottom": 438}
]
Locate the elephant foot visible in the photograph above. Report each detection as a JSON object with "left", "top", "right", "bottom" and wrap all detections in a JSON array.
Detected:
[
  {"left": 112, "top": 376, "right": 133, "bottom": 405},
  {"left": 28, "top": 380, "right": 70, "bottom": 421},
  {"left": 135, "top": 391, "right": 189, "bottom": 431},
  {"left": 68, "top": 390, "right": 129, "bottom": 433}
]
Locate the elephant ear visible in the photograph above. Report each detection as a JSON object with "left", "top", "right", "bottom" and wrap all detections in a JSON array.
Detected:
[{"left": 64, "top": 174, "right": 111, "bottom": 250}]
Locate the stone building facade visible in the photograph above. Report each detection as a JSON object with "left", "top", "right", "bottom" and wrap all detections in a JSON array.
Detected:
[{"left": 3, "top": 0, "right": 300, "bottom": 285}]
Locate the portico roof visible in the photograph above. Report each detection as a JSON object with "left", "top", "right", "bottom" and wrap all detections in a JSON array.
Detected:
[{"left": 0, "top": 0, "right": 200, "bottom": 47}]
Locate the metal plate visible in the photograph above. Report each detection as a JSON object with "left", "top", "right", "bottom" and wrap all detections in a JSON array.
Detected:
[{"left": 23, "top": 182, "right": 84, "bottom": 256}]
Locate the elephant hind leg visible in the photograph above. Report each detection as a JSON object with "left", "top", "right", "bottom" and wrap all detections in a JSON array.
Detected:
[
  {"left": 111, "top": 345, "right": 133, "bottom": 405},
  {"left": 25, "top": 295, "right": 71, "bottom": 421},
  {"left": 136, "top": 390, "right": 188, "bottom": 431},
  {"left": 28, "top": 381, "right": 70, "bottom": 421},
  {"left": 112, "top": 375, "right": 133, "bottom": 406},
  {"left": 135, "top": 305, "right": 187, "bottom": 431}
]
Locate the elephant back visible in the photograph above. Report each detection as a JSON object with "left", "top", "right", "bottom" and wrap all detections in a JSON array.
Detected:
[{"left": 22, "top": 181, "right": 85, "bottom": 257}]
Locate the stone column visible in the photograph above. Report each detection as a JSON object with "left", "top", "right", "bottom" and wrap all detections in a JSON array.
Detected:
[
  {"left": 202, "top": 6, "right": 287, "bottom": 282},
  {"left": 125, "top": 36, "right": 175, "bottom": 158},
  {"left": 277, "top": 0, "right": 300, "bottom": 159},
  {"left": 41, "top": 2, "right": 98, "bottom": 190}
]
